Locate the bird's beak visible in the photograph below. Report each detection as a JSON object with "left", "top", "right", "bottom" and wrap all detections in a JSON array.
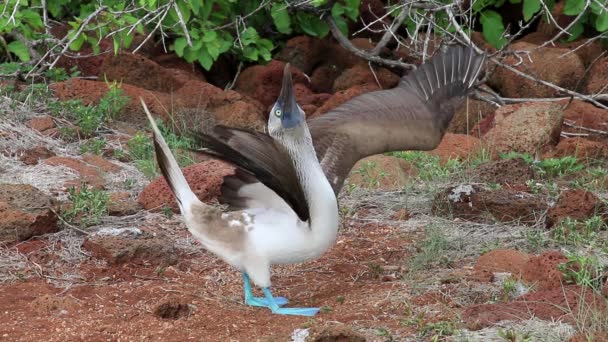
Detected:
[{"left": 278, "top": 63, "right": 303, "bottom": 129}]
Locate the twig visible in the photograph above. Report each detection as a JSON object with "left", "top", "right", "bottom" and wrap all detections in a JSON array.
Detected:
[
  {"left": 49, "top": 207, "right": 91, "bottom": 236},
  {"left": 370, "top": 4, "right": 410, "bottom": 56},
  {"left": 324, "top": 16, "right": 416, "bottom": 70},
  {"left": 224, "top": 61, "right": 243, "bottom": 91},
  {"left": 563, "top": 120, "right": 608, "bottom": 136},
  {"left": 172, "top": 1, "right": 192, "bottom": 47}
]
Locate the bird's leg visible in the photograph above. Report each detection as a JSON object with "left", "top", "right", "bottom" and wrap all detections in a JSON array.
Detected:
[
  {"left": 262, "top": 287, "right": 320, "bottom": 316},
  {"left": 242, "top": 272, "right": 288, "bottom": 307}
]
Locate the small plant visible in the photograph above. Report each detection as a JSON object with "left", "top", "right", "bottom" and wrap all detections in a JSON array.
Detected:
[
  {"left": 336, "top": 295, "right": 345, "bottom": 304},
  {"left": 63, "top": 185, "right": 109, "bottom": 227},
  {"left": 419, "top": 320, "right": 455, "bottom": 338},
  {"left": 498, "top": 328, "right": 531, "bottom": 342},
  {"left": 558, "top": 252, "right": 605, "bottom": 292},
  {"left": 522, "top": 228, "right": 549, "bottom": 251},
  {"left": 410, "top": 224, "right": 449, "bottom": 271},
  {"left": 536, "top": 156, "right": 584, "bottom": 178},
  {"left": 552, "top": 216, "right": 607, "bottom": 248},
  {"left": 353, "top": 161, "right": 387, "bottom": 189},
  {"left": 161, "top": 206, "right": 174, "bottom": 218},
  {"left": 127, "top": 120, "right": 197, "bottom": 179},
  {"left": 79, "top": 138, "right": 107, "bottom": 155},
  {"left": 501, "top": 277, "right": 518, "bottom": 302},
  {"left": 390, "top": 151, "right": 462, "bottom": 182}
]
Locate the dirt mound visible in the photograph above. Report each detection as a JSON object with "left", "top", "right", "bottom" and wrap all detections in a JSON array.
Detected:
[
  {"left": 464, "top": 285, "right": 606, "bottom": 330},
  {"left": 468, "top": 158, "right": 535, "bottom": 186},
  {"left": 521, "top": 251, "right": 568, "bottom": 291},
  {"left": 472, "top": 249, "right": 531, "bottom": 282},
  {"left": 428, "top": 133, "right": 481, "bottom": 164},
  {"left": 432, "top": 184, "right": 547, "bottom": 225},
  {"left": 546, "top": 189, "right": 606, "bottom": 228}
]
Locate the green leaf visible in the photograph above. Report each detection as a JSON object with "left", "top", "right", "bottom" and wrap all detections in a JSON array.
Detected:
[
  {"left": 202, "top": 30, "right": 218, "bottom": 43},
  {"left": 563, "top": 0, "right": 585, "bottom": 15},
  {"left": 173, "top": 37, "right": 188, "bottom": 56},
  {"left": 566, "top": 21, "right": 585, "bottom": 41},
  {"left": 271, "top": 3, "right": 292, "bottom": 34},
  {"left": 240, "top": 27, "right": 259, "bottom": 45},
  {"left": 7, "top": 40, "right": 30, "bottom": 62},
  {"left": 69, "top": 33, "right": 86, "bottom": 51},
  {"left": 197, "top": 50, "right": 213, "bottom": 70},
  {"left": 206, "top": 43, "right": 220, "bottom": 60},
  {"left": 344, "top": 0, "right": 361, "bottom": 21},
  {"left": 295, "top": 13, "right": 329, "bottom": 37},
  {"left": 21, "top": 9, "right": 43, "bottom": 29},
  {"left": 242, "top": 46, "right": 258, "bottom": 61},
  {"left": 189, "top": 0, "right": 201, "bottom": 15},
  {"left": 509, "top": 0, "right": 522, "bottom": 4},
  {"left": 596, "top": 12, "right": 608, "bottom": 32},
  {"left": 332, "top": 3, "right": 345, "bottom": 17},
  {"left": 480, "top": 10, "right": 508, "bottom": 49},
  {"left": 87, "top": 36, "right": 100, "bottom": 54},
  {"left": 333, "top": 16, "right": 349, "bottom": 36},
  {"left": 523, "top": 0, "right": 541, "bottom": 21}
]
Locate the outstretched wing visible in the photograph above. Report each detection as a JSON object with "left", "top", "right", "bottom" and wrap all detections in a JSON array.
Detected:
[
  {"left": 190, "top": 126, "right": 310, "bottom": 222},
  {"left": 309, "top": 44, "right": 487, "bottom": 194}
]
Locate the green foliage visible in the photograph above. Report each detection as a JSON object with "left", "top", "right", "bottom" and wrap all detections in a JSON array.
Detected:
[
  {"left": 390, "top": 151, "right": 463, "bottom": 182},
  {"left": 63, "top": 184, "right": 109, "bottom": 227},
  {"left": 49, "top": 80, "right": 129, "bottom": 136},
  {"left": 0, "top": 0, "right": 362, "bottom": 70},
  {"left": 127, "top": 119, "right": 196, "bottom": 179},
  {"left": 558, "top": 252, "right": 605, "bottom": 292},
  {"left": 79, "top": 137, "right": 107, "bottom": 155},
  {"left": 410, "top": 224, "right": 450, "bottom": 271}
]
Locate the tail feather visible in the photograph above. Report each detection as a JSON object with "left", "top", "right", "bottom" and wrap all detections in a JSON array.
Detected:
[
  {"left": 140, "top": 99, "right": 199, "bottom": 213},
  {"left": 399, "top": 45, "right": 486, "bottom": 130},
  {"left": 400, "top": 44, "right": 486, "bottom": 101}
]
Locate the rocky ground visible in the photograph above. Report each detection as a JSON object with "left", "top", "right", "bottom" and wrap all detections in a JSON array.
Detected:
[{"left": 1, "top": 21, "right": 608, "bottom": 342}]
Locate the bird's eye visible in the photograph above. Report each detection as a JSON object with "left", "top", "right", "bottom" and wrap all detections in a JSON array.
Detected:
[{"left": 274, "top": 109, "right": 282, "bottom": 117}]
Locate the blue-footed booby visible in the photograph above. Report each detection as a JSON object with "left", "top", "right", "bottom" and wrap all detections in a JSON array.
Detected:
[
  {"left": 209, "top": 45, "right": 487, "bottom": 214},
  {"left": 141, "top": 63, "right": 338, "bottom": 316}
]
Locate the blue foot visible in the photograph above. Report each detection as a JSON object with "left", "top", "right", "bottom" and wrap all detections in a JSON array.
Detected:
[
  {"left": 262, "top": 288, "right": 320, "bottom": 317},
  {"left": 242, "top": 273, "right": 288, "bottom": 307},
  {"left": 245, "top": 296, "right": 289, "bottom": 307}
]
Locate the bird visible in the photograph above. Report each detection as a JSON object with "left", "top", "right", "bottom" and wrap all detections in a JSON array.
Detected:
[
  {"left": 207, "top": 44, "right": 487, "bottom": 215},
  {"left": 140, "top": 63, "right": 339, "bottom": 317}
]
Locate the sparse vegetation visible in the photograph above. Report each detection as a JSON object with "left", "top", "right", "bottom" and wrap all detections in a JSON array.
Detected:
[
  {"left": 126, "top": 119, "right": 197, "bottom": 179},
  {"left": 62, "top": 185, "right": 109, "bottom": 227},
  {"left": 409, "top": 224, "right": 450, "bottom": 271},
  {"left": 559, "top": 252, "right": 605, "bottom": 292}
]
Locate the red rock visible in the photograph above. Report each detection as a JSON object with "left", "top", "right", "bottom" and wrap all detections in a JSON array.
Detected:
[
  {"left": 332, "top": 63, "right": 399, "bottom": 92},
  {"left": 488, "top": 41, "right": 585, "bottom": 98},
  {"left": 469, "top": 158, "right": 535, "bottom": 186},
  {"left": 546, "top": 189, "right": 606, "bottom": 228},
  {"left": 82, "top": 226, "right": 177, "bottom": 265},
  {"left": 347, "top": 155, "right": 416, "bottom": 190},
  {"left": 561, "top": 100, "right": 608, "bottom": 143},
  {"left": 584, "top": 56, "right": 608, "bottom": 95},
  {"left": 275, "top": 36, "right": 327, "bottom": 74},
  {"left": 482, "top": 102, "right": 563, "bottom": 156},
  {"left": 18, "top": 145, "right": 56, "bottom": 165},
  {"left": 429, "top": 133, "right": 481, "bottom": 164},
  {"left": 0, "top": 184, "right": 58, "bottom": 244},
  {"left": 328, "top": 38, "right": 378, "bottom": 70},
  {"left": 211, "top": 100, "right": 267, "bottom": 132},
  {"left": 44, "top": 156, "right": 105, "bottom": 189},
  {"left": 432, "top": 184, "right": 547, "bottom": 226},
  {"left": 549, "top": 137, "right": 608, "bottom": 160},
  {"left": 521, "top": 251, "right": 568, "bottom": 291},
  {"left": 464, "top": 285, "right": 606, "bottom": 330},
  {"left": 26, "top": 116, "right": 55, "bottom": 133},
  {"left": 311, "top": 64, "right": 343, "bottom": 93},
  {"left": 100, "top": 52, "right": 199, "bottom": 92},
  {"left": 448, "top": 99, "right": 496, "bottom": 134},
  {"left": 472, "top": 249, "right": 531, "bottom": 282},
  {"left": 314, "top": 83, "right": 380, "bottom": 115},
  {"left": 235, "top": 60, "right": 308, "bottom": 108},
  {"left": 138, "top": 160, "right": 236, "bottom": 211},
  {"left": 82, "top": 154, "right": 121, "bottom": 173}
]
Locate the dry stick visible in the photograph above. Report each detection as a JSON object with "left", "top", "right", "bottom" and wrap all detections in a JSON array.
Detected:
[
  {"left": 47, "top": 6, "right": 108, "bottom": 70},
  {"left": 537, "top": 0, "right": 591, "bottom": 49},
  {"left": 132, "top": 3, "right": 173, "bottom": 53},
  {"left": 48, "top": 207, "right": 91, "bottom": 236},
  {"left": 491, "top": 59, "right": 608, "bottom": 110},
  {"left": 370, "top": 4, "right": 411, "bottom": 56},
  {"left": 563, "top": 120, "right": 608, "bottom": 135},
  {"left": 324, "top": 16, "right": 416, "bottom": 70},
  {"left": 172, "top": 1, "right": 192, "bottom": 47}
]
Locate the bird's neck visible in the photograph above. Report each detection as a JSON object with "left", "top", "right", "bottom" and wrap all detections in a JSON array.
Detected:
[{"left": 283, "top": 133, "right": 339, "bottom": 247}]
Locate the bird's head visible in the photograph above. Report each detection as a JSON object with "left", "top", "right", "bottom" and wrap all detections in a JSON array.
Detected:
[{"left": 268, "top": 63, "right": 307, "bottom": 137}]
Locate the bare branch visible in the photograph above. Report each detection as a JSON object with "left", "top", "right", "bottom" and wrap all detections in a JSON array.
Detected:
[{"left": 370, "top": 4, "right": 410, "bottom": 56}]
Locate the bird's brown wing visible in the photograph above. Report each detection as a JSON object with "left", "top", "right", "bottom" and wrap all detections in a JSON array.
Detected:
[
  {"left": 308, "top": 44, "right": 486, "bottom": 194},
  {"left": 190, "top": 126, "right": 310, "bottom": 222}
]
